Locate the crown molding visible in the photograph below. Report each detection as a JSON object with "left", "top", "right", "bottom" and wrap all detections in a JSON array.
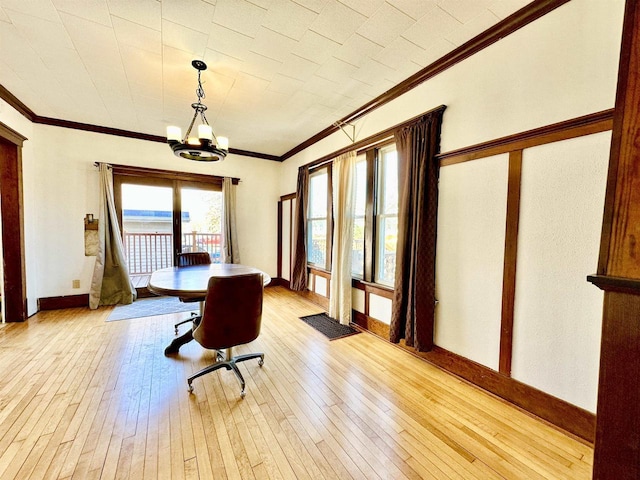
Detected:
[
  {"left": 1, "top": 0, "right": 571, "bottom": 163},
  {"left": 0, "top": 86, "right": 274, "bottom": 161},
  {"left": 279, "top": 0, "right": 572, "bottom": 161}
]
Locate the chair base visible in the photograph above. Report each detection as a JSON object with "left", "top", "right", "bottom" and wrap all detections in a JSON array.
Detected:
[{"left": 187, "top": 348, "right": 264, "bottom": 398}]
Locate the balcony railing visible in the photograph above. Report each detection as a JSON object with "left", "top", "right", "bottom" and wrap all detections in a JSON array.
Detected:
[{"left": 124, "top": 232, "right": 222, "bottom": 275}]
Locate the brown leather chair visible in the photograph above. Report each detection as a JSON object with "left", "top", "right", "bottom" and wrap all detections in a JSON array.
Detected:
[
  {"left": 174, "top": 251, "right": 212, "bottom": 333},
  {"left": 187, "top": 273, "right": 264, "bottom": 398}
]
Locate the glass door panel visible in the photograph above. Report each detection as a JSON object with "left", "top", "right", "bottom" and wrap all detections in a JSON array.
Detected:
[
  {"left": 121, "top": 184, "right": 174, "bottom": 276},
  {"left": 180, "top": 187, "right": 223, "bottom": 263}
]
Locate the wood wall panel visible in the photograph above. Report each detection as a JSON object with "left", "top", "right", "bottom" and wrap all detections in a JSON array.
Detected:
[
  {"left": 590, "top": 0, "right": 640, "bottom": 477},
  {"left": 499, "top": 151, "right": 523, "bottom": 375}
]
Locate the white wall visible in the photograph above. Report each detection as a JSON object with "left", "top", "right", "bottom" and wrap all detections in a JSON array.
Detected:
[
  {"left": 32, "top": 124, "right": 280, "bottom": 300},
  {"left": 278, "top": 0, "right": 624, "bottom": 193},
  {"left": 276, "top": 0, "right": 624, "bottom": 412},
  {"left": 512, "top": 132, "right": 610, "bottom": 412},
  {"left": 435, "top": 154, "right": 509, "bottom": 370},
  {"left": 0, "top": 104, "right": 280, "bottom": 310}
]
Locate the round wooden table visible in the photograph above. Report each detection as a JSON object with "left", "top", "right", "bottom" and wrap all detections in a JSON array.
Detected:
[
  {"left": 148, "top": 263, "right": 271, "bottom": 355},
  {"left": 148, "top": 263, "right": 271, "bottom": 298}
]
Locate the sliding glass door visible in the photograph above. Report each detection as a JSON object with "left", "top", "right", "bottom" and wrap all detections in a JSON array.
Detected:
[
  {"left": 180, "top": 186, "right": 222, "bottom": 261},
  {"left": 121, "top": 183, "right": 174, "bottom": 277},
  {"left": 114, "top": 173, "right": 223, "bottom": 291}
]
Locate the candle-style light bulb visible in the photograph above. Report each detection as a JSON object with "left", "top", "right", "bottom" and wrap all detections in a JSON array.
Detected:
[
  {"left": 198, "top": 124, "right": 213, "bottom": 142},
  {"left": 217, "top": 136, "right": 229, "bottom": 151},
  {"left": 166, "top": 126, "right": 182, "bottom": 141}
]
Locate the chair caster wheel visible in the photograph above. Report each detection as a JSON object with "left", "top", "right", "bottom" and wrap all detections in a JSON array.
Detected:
[
  {"left": 240, "top": 391, "right": 246, "bottom": 399},
  {"left": 188, "top": 383, "right": 194, "bottom": 393},
  {"left": 258, "top": 359, "right": 264, "bottom": 367}
]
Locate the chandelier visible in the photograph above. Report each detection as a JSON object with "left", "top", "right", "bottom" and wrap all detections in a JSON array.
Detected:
[{"left": 166, "top": 60, "right": 229, "bottom": 161}]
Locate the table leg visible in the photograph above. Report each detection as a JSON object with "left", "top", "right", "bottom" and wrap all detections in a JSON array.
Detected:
[
  {"left": 164, "top": 329, "right": 193, "bottom": 355},
  {"left": 164, "top": 300, "right": 203, "bottom": 355}
]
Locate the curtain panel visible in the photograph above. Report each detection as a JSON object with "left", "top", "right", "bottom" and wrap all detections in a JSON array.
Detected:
[
  {"left": 329, "top": 151, "right": 357, "bottom": 325},
  {"left": 89, "top": 163, "right": 136, "bottom": 309},
  {"left": 389, "top": 108, "right": 445, "bottom": 351},
  {"left": 222, "top": 177, "right": 240, "bottom": 264},
  {"left": 290, "top": 167, "right": 310, "bottom": 291}
]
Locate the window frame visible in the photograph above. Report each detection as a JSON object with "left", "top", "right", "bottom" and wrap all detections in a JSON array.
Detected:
[
  {"left": 306, "top": 163, "right": 333, "bottom": 271},
  {"left": 112, "top": 164, "right": 231, "bottom": 266},
  {"left": 354, "top": 140, "right": 397, "bottom": 288},
  {"left": 373, "top": 144, "right": 399, "bottom": 286}
]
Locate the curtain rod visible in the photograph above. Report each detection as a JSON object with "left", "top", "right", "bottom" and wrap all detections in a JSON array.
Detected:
[
  {"left": 302, "top": 104, "right": 446, "bottom": 172},
  {"left": 93, "top": 162, "right": 241, "bottom": 184}
]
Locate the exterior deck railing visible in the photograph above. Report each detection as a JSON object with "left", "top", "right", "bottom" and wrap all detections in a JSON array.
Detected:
[{"left": 124, "top": 232, "right": 222, "bottom": 275}]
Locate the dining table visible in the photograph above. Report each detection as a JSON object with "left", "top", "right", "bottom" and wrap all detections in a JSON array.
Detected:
[{"left": 148, "top": 263, "right": 271, "bottom": 355}]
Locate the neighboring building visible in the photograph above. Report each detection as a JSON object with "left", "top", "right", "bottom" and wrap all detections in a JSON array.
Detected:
[{"left": 122, "top": 209, "right": 190, "bottom": 234}]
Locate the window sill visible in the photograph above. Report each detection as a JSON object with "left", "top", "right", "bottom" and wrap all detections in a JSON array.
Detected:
[
  {"left": 307, "top": 265, "right": 331, "bottom": 277},
  {"left": 352, "top": 279, "right": 394, "bottom": 298},
  {"left": 306, "top": 266, "right": 394, "bottom": 297}
]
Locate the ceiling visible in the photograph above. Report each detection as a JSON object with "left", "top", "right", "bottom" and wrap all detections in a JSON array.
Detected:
[{"left": 0, "top": 0, "right": 531, "bottom": 157}]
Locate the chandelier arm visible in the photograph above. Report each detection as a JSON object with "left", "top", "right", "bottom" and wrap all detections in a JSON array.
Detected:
[{"left": 184, "top": 110, "right": 199, "bottom": 139}]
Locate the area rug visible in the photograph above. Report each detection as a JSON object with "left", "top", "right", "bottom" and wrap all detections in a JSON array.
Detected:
[
  {"left": 299, "top": 313, "right": 360, "bottom": 340},
  {"left": 107, "top": 296, "right": 197, "bottom": 321}
]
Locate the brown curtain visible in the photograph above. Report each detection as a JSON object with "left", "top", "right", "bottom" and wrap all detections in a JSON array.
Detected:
[
  {"left": 389, "top": 107, "right": 445, "bottom": 351},
  {"left": 290, "top": 166, "right": 309, "bottom": 291}
]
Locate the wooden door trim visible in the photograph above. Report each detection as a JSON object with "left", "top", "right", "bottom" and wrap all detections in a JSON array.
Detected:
[{"left": 0, "top": 121, "right": 27, "bottom": 321}]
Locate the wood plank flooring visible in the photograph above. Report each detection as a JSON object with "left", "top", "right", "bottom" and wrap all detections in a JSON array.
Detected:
[{"left": 0, "top": 286, "right": 593, "bottom": 479}]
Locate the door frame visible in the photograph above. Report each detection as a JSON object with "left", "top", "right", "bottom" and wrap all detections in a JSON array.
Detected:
[
  {"left": 0, "top": 121, "right": 27, "bottom": 322},
  {"left": 110, "top": 164, "right": 233, "bottom": 296}
]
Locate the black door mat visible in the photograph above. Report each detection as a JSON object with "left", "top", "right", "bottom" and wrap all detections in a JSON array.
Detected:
[{"left": 299, "top": 313, "right": 360, "bottom": 340}]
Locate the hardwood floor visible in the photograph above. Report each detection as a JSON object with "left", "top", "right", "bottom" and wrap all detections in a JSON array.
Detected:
[{"left": 0, "top": 286, "right": 592, "bottom": 479}]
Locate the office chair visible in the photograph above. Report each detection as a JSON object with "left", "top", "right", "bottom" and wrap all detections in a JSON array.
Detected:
[
  {"left": 174, "top": 251, "right": 211, "bottom": 334},
  {"left": 187, "top": 273, "right": 264, "bottom": 398}
]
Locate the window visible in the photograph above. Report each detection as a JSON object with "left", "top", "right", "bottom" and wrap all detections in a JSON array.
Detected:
[
  {"left": 375, "top": 146, "right": 398, "bottom": 285},
  {"left": 304, "top": 143, "right": 398, "bottom": 287},
  {"left": 119, "top": 181, "right": 223, "bottom": 276},
  {"left": 307, "top": 166, "right": 331, "bottom": 269},
  {"left": 112, "top": 164, "right": 232, "bottom": 286},
  {"left": 349, "top": 143, "right": 398, "bottom": 287}
]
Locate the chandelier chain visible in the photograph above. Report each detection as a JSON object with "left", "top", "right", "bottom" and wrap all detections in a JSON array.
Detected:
[{"left": 196, "top": 69, "right": 206, "bottom": 103}]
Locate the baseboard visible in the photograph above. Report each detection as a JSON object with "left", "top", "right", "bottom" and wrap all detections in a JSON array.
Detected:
[
  {"left": 352, "top": 310, "right": 595, "bottom": 442},
  {"left": 353, "top": 310, "right": 391, "bottom": 338},
  {"left": 38, "top": 294, "right": 89, "bottom": 310},
  {"left": 301, "top": 289, "right": 329, "bottom": 310},
  {"left": 420, "top": 346, "right": 595, "bottom": 443}
]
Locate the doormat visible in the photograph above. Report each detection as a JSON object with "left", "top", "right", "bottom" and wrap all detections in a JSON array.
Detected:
[
  {"left": 107, "top": 296, "right": 197, "bottom": 321},
  {"left": 299, "top": 313, "right": 360, "bottom": 340}
]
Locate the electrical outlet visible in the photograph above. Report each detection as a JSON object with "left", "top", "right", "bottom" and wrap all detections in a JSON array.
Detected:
[{"left": 72, "top": 279, "right": 80, "bottom": 289}]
